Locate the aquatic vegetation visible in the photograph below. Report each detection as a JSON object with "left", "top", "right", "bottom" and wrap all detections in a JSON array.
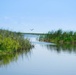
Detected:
[
  {"left": 0, "top": 29, "right": 32, "bottom": 54},
  {"left": 39, "top": 29, "right": 76, "bottom": 45}
]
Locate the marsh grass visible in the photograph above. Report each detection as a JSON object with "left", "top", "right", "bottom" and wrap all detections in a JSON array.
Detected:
[
  {"left": 39, "top": 29, "right": 76, "bottom": 45},
  {"left": 0, "top": 29, "right": 32, "bottom": 54}
]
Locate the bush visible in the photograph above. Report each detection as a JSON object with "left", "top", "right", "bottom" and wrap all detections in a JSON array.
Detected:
[{"left": 0, "top": 29, "right": 32, "bottom": 54}]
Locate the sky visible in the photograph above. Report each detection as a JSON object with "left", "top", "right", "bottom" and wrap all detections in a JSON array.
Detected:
[{"left": 0, "top": 0, "right": 76, "bottom": 33}]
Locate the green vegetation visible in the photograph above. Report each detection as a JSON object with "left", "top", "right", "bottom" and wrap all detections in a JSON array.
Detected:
[
  {"left": 39, "top": 29, "right": 76, "bottom": 45},
  {"left": 0, "top": 29, "right": 32, "bottom": 54}
]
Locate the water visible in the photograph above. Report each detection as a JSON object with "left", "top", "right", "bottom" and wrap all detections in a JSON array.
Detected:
[{"left": 0, "top": 34, "right": 76, "bottom": 75}]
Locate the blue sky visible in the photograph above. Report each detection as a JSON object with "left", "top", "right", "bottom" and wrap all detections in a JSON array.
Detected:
[{"left": 0, "top": 0, "right": 76, "bottom": 33}]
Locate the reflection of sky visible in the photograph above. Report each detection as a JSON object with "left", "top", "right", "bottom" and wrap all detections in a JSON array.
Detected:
[
  {"left": 0, "top": 35, "right": 76, "bottom": 75},
  {"left": 0, "top": 0, "right": 76, "bottom": 33}
]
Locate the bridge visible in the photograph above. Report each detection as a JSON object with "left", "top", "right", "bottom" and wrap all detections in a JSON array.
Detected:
[{"left": 22, "top": 33, "right": 47, "bottom": 35}]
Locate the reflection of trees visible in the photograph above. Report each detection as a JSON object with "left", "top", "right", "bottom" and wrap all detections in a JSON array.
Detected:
[
  {"left": 0, "top": 49, "right": 32, "bottom": 67},
  {"left": 46, "top": 44, "right": 76, "bottom": 53}
]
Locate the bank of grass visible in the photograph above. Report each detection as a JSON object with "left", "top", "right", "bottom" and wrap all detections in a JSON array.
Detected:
[
  {"left": 39, "top": 29, "right": 76, "bottom": 45},
  {"left": 0, "top": 29, "right": 32, "bottom": 54}
]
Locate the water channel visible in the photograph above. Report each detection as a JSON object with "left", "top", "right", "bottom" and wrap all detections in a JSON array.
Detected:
[{"left": 0, "top": 34, "right": 76, "bottom": 75}]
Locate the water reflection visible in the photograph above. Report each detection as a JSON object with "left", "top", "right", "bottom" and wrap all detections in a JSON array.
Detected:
[
  {"left": 0, "top": 35, "right": 76, "bottom": 75},
  {"left": 0, "top": 49, "right": 32, "bottom": 67},
  {"left": 46, "top": 44, "right": 76, "bottom": 53},
  {"left": 0, "top": 34, "right": 76, "bottom": 66}
]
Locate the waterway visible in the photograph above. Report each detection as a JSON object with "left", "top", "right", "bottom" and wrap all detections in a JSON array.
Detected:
[{"left": 0, "top": 34, "right": 76, "bottom": 75}]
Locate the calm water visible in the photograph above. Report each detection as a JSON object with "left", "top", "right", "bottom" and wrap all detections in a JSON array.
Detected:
[{"left": 0, "top": 34, "right": 76, "bottom": 75}]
